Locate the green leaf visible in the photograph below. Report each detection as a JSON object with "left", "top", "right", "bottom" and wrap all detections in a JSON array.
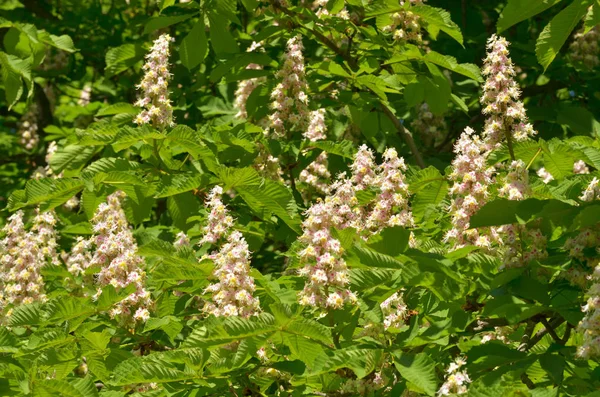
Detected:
[
  {"left": 304, "top": 140, "right": 356, "bottom": 159},
  {"left": 40, "top": 34, "right": 77, "bottom": 53},
  {"left": 144, "top": 14, "right": 195, "bottom": 34},
  {"left": 111, "top": 126, "right": 164, "bottom": 152},
  {"left": 180, "top": 19, "right": 208, "bottom": 70},
  {"left": 412, "top": 5, "right": 463, "bottom": 45},
  {"left": 536, "top": 0, "right": 591, "bottom": 71},
  {"left": 367, "top": 226, "right": 410, "bottom": 256},
  {"left": 167, "top": 192, "right": 201, "bottom": 230},
  {"left": 497, "top": 0, "right": 564, "bottom": 33},
  {"left": 584, "top": 1, "right": 600, "bottom": 33},
  {"left": 24, "top": 178, "right": 85, "bottom": 210},
  {"left": 49, "top": 145, "right": 96, "bottom": 174},
  {"left": 155, "top": 173, "right": 207, "bottom": 198},
  {"left": 393, "top": 352, "right": 437, "bottom": 396},
  {"left": 105, "top": 44, "right": 144, "bottom": 77},
  {"left": 556, "top": 105, "right": 600, "bottom": 136},
  {"left": 0, "top": 51, "right": 28, "bottom": 109},
  {"left": 208, "top": 12, "right": 239, "bottom": 55},
  {"left": 9, "top": 303, "right": 44, "bottom": 326},
  {"left": 96, "top": 103, "right": 138, "bottom": 117},
  {"left": 409, "top": 166, "right": 448, "bottom": 221}
]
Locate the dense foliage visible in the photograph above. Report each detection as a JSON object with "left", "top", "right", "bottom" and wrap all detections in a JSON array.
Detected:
[{"left": 2, "top": 0, "right": 600, "bottom": 396}]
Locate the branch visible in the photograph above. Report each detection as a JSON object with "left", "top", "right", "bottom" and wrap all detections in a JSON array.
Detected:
[
  {"left": 380, "top": 103, "right": 426, "bottom": 169},
  {"left": 526, "top": 317, "right": 565, "bottom": 351},
  {"left": 541, "top": 317, "right": 572, "bottom": 345}
]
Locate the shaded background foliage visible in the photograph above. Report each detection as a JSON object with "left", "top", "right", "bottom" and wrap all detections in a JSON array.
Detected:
[{"left": 1, "top": 0, "right": 600, "bottom": 396}]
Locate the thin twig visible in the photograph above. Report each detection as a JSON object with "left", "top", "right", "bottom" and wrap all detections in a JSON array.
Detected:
[{"left": 380, "top": 103, "right": 426, "bottom": 169}]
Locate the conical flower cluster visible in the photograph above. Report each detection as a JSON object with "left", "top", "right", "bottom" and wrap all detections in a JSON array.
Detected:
[
  {"left": 445, "top": 127, "right": 496, "bottom": 248},
  {"left": 381, "top": 0, "right": 425, "bottom": 45},
  {"left": 268, "top": 35, "right": 310, "bottom": 137},
  {"left": 0, "top": 209, "right": 59, "bottom": 317},
  {"left": 481, "top": 35, "right": 536, "bottom": 150},
  {"left": 380, "top": 291, "right": 409, "bottom": 330},
  {"left": 298, "top": 145, "right": 413, "bottom": 309},
  {"left": 234, "top": 42, "right": 265, "bottom": 119},
  {"left": 88, "top": 191, "right": 152, "bottom": 322},
  {"left": 134, "top": 34, "right": 174, "bottom": 129},
  {"left": 201, "top": 186, "right": 260, "bottom": 318}
]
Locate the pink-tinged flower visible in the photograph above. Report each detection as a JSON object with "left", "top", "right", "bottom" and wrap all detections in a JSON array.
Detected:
[
  {"left": 86, "top": 191, "right": 152, "bottom": 323},
  {"left": 445, "top": 127, "right": 496, "bottom": 248},
  {"left": 536, "top": 167, "right": 554, "bottom": 184},
  {"left": 365, "top": 148, "right": 413, "bottom": 232},
  {"left": 299, "top": 152, "right": 331, "bottom": 196},
  {"left": 234, "top": 42, "right": 265, "bottom": 119},
  {"left": 574, "top": 160, "right": 590, "bottom": 174},
  {"left": 134, "top": 34, "right": 174, "bottom": 129},
  {"left": 268, "top": 35, "right": 310, "bottom": 137},
  {"left": 200, "top": 186, "right": 235, "bottom": 244},
  {"left": 304, "top": 109, "right": 327, "bottom": 141},
  {"left": 438, "top": 357, "right": 471, "bottom": 396},
  {"left": 382, "top": 1, "right": 426, "bottom": 45},
  {"left": 0, "top": 209, "right": 59, "bottom": 316},
  {"left": 498, "top": 160, "right": 531, "bottom": 201},
  {"left": 200, "top": 187, "right": 260, "bottom": 318},
  {"left": 580, "top": 177, "right": 600, "bottom": 202},
  {"left": 380, "top": 291, "right": 409, "bottom": 330},
  {"left": 298, "top": 145, "right": 413, "bottom": 309},
  {"left": 174, "top": 232, "right": 190, "bottom": 249},
  {"left": 481, "top": 35, "right": 536, "bottom": 150}
]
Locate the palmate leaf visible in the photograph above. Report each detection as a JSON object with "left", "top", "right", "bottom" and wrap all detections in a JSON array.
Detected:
[
  {"left": 183, "top": 314, "right": 278, "bottom": 348},
  {"left": 409, "top": 166, "right": 448, "bottom": 221},
  {"left": 392, "top": 352, "right": 437, "bottom": 396},
  {"left": 536, "top": 0, "right": 592, "bottom": 70},
  {"left": 0, "top": 328, "right": 18, "bottom": 353},
  {"left": 497, "top": 0, "right": 564, "bottom": 33},
  {"left": 8, "top": 302, "right": 45, "bottom": 326},
  {"left": 309, "top": 348, "right": 383, "bottom": 379},
  {"left": 105, "top": 43, "right": 145, "bottom": 77},
  {"left": 21, "top": 178, "right": 84, "bottom": 210},
  {"left": 32, "top": 380, "right": 85, "bottom": 397},
  {"left": 110, "top": 356, "right": 190, "bottom": 386},
  {"left": 112, "top": 126, "right": 164, "bottom": 152},
  {"left": 412, "top": 5, "right": 463, "bottom": 45},
  {"left": 217, "top": 167, "right": 301, "bottom": 233},
  {"left": 49, "top": 145, "right": 97, "bottom": 174},
  {"left": 154, "top": 173, "right": 208, "bottom": 198}
]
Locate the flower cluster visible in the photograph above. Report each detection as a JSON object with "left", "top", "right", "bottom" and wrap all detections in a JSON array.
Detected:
[
  {"left": 254, "top": 145, "right": 284, "bottom": 181},
  {"left": 299, "top": 152, "right": 331, "bottom": 196},
  {"left": 574, "top": 160, "right": 590, "bottom": 174},
  {"left": 569, "top": 26, "right": 600, "bottom": 69},
  {"left": 365, "top": 148, "right": 413, "bottom": 232},
  {"left": 66, "top": 236, "right": 93, "bottom": 277},
  {"left": 234, "top": 42, "right": 265, "bottom": 119},
  {"left": 499, "top": 224, "right": 547, "bottom": 269},
  {"left": 298, "top": 145, "right": 413, "bottom": 308},
  {"left": 445, "top": 127, "right": 496, "bottom": 248},
  {"left": 438, "top": 357, "right": 471, "bottom": 396},
  {"left": 380, "top": 291, "right": 409, "bottom": 330},
  {"left": 313, "top": 0, "right": 350, "bottom": 20},
  {"left": 580, "top": 177, "right": 600, "bottom": 202},
  {"left": 88, "top": 191, "right": 152, "bottom": 322},
  {"left": 174, "top": 232, "right": 190, "bottom": 249},
  {"left": 536, "top": 167, "right": 554, "bottom": 184},
  {"left": 0, "top": 209, "right": 59, "bottom": 316},
  {"left": 297, "top": 184, "right": 358, "bottom": 308},
  {"left": 577, "top": 259, "right": 600, "bottom": 358},
  {"left": 481, "top": 35, "right": 536, "bottom": 150},
  {"left": 268, "top": 35, "right": 310, "bottom": 137},
  {"left": 411, "top": 103, "right": 447, "bottom": 147},
  {"left": 381, "top": 1, "right": 425, "bottom": 45},
  {"left": 200, "top": 186, "right": 260, "bottom": 318},
  {"left": 134, "top": 34, "right": 174, "bottom": 129},
  {"left": 339, "top": 371, "right": 388, "bottom": 395},
  {"left": 204, "top": 231, "right": 260, "bottom": 318},
  {"left": 200, "top": 186, "right": 235, "bottom": 244},
  {"left": 78, "top": 85, "right": 92, "bottom": 107},
  {"left": 304, "top": 109, "right": 327, "bottom": 141},
  {"left": 18, "top": 107, "right": 39, "bottom": 151},
  {"left": 498, "top": 160, "right": 531, "bottom": 201}
]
